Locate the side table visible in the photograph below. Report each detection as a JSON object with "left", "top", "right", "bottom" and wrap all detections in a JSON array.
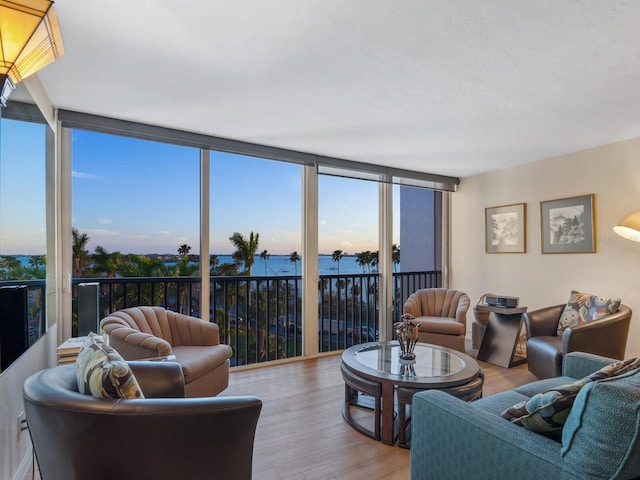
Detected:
[{"left": 476, "top": 305, "right": 527, "bottom": 368}]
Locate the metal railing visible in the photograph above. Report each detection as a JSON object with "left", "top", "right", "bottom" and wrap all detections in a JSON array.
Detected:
[{"left": 71, "top": 270, "right": 441, "bottom": 366}]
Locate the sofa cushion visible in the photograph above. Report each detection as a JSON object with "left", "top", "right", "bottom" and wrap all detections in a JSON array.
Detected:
[
  {"left": 557, "top": 290, "right": 621, "bottom": 335},
  {"left": 76, "top": 332, "right": 144, "bottom": 399},
  {"left": 561, "top": 365, "right": 640, "bottom": 479}
]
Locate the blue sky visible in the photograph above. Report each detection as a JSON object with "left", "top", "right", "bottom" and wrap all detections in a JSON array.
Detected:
[{"left": 1, "top": 122, "right": 399, "bottom": 256}]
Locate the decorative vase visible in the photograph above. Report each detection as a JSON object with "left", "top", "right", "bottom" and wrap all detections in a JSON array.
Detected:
[
  {"left": 398, "top": 358, "right": 417, "bottom": 376},
  {"left": 394, "top": 313, "right": 421, "bottom": 360}
]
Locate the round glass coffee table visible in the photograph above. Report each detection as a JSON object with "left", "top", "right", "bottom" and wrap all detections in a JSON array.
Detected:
[{"left": 341, "top": 341, "right": 483, "bottom": 446}]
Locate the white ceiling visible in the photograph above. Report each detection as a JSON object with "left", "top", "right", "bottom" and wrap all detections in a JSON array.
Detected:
[{"left": 36, "top": 0, "right": 640, "bottom": 178}]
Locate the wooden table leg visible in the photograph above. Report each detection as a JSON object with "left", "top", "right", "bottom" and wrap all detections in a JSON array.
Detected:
[{"left": 381, "top": 381, "right": 395, "bottom": 445}]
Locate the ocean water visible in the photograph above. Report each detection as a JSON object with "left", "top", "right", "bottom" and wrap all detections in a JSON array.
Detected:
[
  {"left": 224, "top": 254, "right": 376, "bottom": 276},
  {"left": 10, "top": 254, "right": 385, "bottom": 276}
]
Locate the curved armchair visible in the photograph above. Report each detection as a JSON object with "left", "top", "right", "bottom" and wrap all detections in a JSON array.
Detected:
[
  {"left": 101, "top": 306, "right": 233, "bottom": 397},
  {"left": 523, "top": 303, "right": 632, "bottom": 379},
  {"left": 24, "top": 362, "right": 262, "bottom": 480},
  {"left": 403, "top": 288, "right": 471, "bottom": 352}
]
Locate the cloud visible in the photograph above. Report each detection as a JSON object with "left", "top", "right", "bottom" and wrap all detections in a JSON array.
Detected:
[
  {"left": 98, "top": 218, "right": 112, "bottom": 225},
  {"left": 89, "top": 229, "right": 119, "bottom": 236},
  {"left": 72, "top": 171, "right": 101, "bottom": 180}
]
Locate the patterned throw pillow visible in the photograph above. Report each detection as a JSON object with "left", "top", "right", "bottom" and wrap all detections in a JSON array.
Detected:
[
  {"left": 556, "top": 290, "right": 621, "bottom": 336},
  {"left": 75, "top": 332, "right": 144, "bottom": 399},
  {"left": 501, "top": 357, "right": 640, "bottom": 436}
]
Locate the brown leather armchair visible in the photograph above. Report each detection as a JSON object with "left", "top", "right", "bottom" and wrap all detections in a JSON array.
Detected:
[
  {"left": 403, "top": 288, "right": 471, "bottom": 352},
  {"left": 100, "top": 306, "right": 233, "bottom": 397},
  {"left": 523, "top": 303, "right": 632, "bottom": 379},
  {"left": 23, "top": 362, "right": 262, "bottom": 480}
]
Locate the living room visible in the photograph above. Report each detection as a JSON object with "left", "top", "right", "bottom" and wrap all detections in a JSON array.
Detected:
[{"left": 2, "top": 2, "right": 640, "bottom": 479}]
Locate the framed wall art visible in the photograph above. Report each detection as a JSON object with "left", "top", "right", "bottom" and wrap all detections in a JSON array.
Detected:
[
  {"left": 485, "top": 203, "right": 526, "bottom": 253},
  {"left": 540, "top": 194, "right": 595, "bottom": 254}
]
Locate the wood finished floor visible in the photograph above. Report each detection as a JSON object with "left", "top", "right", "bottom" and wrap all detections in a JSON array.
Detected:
[
  {"left": 23, "top": 346, "right": 538, "bottom": 480},
  {"left": 221, "top": 348, "right": 537, "bottom": 480}
]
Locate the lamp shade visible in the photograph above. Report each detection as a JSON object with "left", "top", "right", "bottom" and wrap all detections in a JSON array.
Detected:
[
  {"left": 0, "top": 0, "right": 64, "bottom": 105},
  {"left": 613, "top": 211, "right": 640, "bottom": 242}
]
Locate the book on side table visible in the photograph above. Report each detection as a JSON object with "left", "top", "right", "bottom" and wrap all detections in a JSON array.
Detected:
[{"left": 56, "top": 336, "right": 86, "bottom": 364}]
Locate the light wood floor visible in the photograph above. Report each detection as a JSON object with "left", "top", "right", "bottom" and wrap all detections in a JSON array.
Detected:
[
  {"left": 221, "top": 348, "right": 537, "bottom": 480},
  {"left": 24, "top": 346, "right": 538, "bottom": 480}
]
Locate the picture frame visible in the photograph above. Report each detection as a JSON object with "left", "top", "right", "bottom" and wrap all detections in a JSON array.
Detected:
[
  {"left": 540, "top": 194, "right": 595, "bottom": 254},
  {"left": 485, "top": 203, "right": 526, "bottom": 253}
]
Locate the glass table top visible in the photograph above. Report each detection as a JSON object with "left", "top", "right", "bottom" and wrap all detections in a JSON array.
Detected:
[{"left": 354, "top": 342, "right": 466, "bottom": 378}]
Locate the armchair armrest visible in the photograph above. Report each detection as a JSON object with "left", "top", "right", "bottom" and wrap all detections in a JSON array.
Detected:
[
  {"left": 128, "top": 361, "right": 185, "bottom": 398},
  {"left": 411, "top": 390, "right": 580, "bottom": 480},
  {"left": 403, "top": 295, "right": 421, "bottom": 318},
  {"left": 562, "top": 305, "right": 632, "bottom": 360},
  {"left": 523, "top": 304, "right": 565, "bottom": 338},
  {"left": 105, "top": 325, "right": 172, "bottom": 359},
  {"left": 455, "top": 294, "right": 470, "bottom": 326}
]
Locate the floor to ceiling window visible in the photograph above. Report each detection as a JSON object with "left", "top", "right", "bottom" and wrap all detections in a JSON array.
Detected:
[
  {"left": 318, "top": 174, "right": 380, "bottom": 351},
  {"left": 210, "top": 151, "right": 302, "bottom": 365},
  {"left": 0, "top": 109, "right": 48, "bottom": 371},
  {"left": 71, "top": 130, "right": 200, "bottom": 332},
  {"left": 394, "top": 185, "right": 443, "bottom": 308},
  {"left": 59, "top": 110, "right": 451, "bottom": 367}
]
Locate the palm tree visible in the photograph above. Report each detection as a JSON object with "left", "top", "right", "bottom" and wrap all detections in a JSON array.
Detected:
[
  {"left": 229, "top": 231, "right": 260, "bottom": 275},
  {"left": 178, "top": 244, "right": 191, "bottom": 261},
  {"left": 209, "top": 254, "right": 219, "bottom": 276},
  {"left": 356, "top": 250, "right": 372, "bottom": 273},
  {"left": 91, "top": 246, "right": 121, "bottom": 277},
  {"left": 289, "top": 251, "right": 300, "bottom": 275},
  {"left": 331, "top": 249, "right": 344, "bottom": 274},
  {"left": 72, "top": 228, "right": 90, "bottom": 277},
  {"left": 260, "top": 250, "right": 270, "bottom": 275},
  {"left": 370, "top": 251, "right": 379, "bottom": 271},
  {"left": 392, "top": 244, "right": 400, "bottom": 272}
]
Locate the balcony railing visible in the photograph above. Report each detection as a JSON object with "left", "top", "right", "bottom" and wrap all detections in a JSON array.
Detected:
[{"left": 69, "top": 270, "right": 441, "bottom": 366}]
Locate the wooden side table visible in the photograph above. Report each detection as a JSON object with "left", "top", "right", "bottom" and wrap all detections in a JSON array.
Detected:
[{"left": 476, "top": 305, "right": 527, "bottom": 368}]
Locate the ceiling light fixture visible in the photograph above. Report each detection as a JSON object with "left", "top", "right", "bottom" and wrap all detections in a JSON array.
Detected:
[
  {"left": 0, "top": 0, "right": 64, "bottom": 106},
  {"left": 613, "top": 211, "right": 640, "bottom": 243}
]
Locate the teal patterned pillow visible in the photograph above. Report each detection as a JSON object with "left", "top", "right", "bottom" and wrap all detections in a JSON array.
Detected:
[
  {"left": 75, "top": 332, "right": 144, "bottom": 399},
  {"left": 557, "top": 290, "right": 621, "bottom": 335},
  {"left": 502, "top": 357, "right": 640, "bottom": 436}
]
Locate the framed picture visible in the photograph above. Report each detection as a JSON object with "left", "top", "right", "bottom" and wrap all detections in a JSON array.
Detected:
[
  {"left": 485, "top": 203, "right": 526, "bottom": 253},
  {"left": 540, "top": 194, "right": 595, "bottom": 254}
]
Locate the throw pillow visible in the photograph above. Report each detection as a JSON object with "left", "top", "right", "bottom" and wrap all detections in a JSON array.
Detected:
[
  {"left": 557, "top": 290, "right": 621, "bottom": 335},
  {"left": 75, "top": 332, "right": 144, "bottom": 399},
  {"left": 501, "top": 357, "right": 640, "bottom": 436}
]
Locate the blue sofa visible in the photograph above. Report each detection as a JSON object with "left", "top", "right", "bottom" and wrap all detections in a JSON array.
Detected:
[{"left": 411, "top": 352, "right": 640, "bottom": 480}]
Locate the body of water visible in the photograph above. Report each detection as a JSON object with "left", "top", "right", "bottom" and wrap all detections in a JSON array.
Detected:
[{"left": 11, "top": 254, "right": 388, "bottom": 276}]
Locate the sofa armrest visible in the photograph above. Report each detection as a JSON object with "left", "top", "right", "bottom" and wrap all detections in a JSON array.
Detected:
[
  {"left": 561, "top": 352, "right": 618, "bottom": 379},
  {"left": 523, "top": 304, "right": 565, "bottom": 338},
  {"left": 411, "top": 390, "right": 581, "bottom": 480},
  {"left": 128, "top": 361, "right": 185, "bottom": 398}
]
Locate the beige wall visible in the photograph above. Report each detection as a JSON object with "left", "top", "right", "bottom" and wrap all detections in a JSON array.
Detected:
[{"left": 452, "top": 136, "right": 640, "bottom": 357}]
